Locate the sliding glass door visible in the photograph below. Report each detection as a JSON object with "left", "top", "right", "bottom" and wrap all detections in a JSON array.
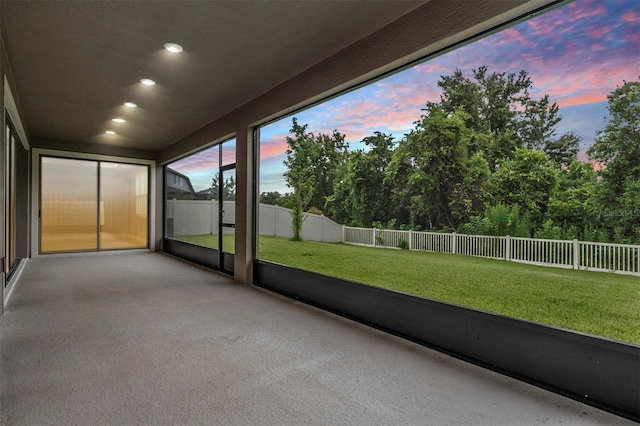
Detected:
[
  {"left": 40, "top": 156, "right": 148, "bottom": 253},
  {"left": 100, "top": 162, "right": 149, "bottom": 250}
]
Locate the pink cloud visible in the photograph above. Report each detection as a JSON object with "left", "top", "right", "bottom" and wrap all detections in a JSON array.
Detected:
[
  {"left": 169, "top": 152, "right": 217, "bottom": 173},
  {"left": 566, "top": 0, "right": 606, "bottom": 22},
  {"left": 526, "top": 17, "right": 576, "bottom": 37},
  {"left": 500, "top": 28, "right": 537, "bottom": 48},
  {"left": 621, "top": 10, "right": 640, "bottom": 22},
  {"left": 587, "top": 25, "right": 612, "bottom": 38},
  {"left": 259, "top": 135, "right": 289, "bottom": 160}
]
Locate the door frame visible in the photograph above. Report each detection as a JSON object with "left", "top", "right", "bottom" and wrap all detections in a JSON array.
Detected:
[
  {"left": 219, "top": 163, "right": 236, "bottom": 274},
  {"left": 31, "top": 148, "right": 156, "bottom": 257}
]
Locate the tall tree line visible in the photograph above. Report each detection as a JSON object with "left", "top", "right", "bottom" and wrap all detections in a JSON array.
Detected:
[{"left": 266, "top": 67, "right": 639, "bottom": 243}]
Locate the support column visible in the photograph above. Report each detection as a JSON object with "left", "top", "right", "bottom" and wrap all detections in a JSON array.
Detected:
[{"left": 234, "top": 127, "right": 254, "bottom": 284}]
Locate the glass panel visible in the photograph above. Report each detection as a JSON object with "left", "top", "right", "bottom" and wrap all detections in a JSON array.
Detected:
[
  {"left": 4, "top": 123, "right": 9, "bottom": 278},
  {"left": 100, "top": 162, "right": 148, "bottom": 250},
  {"left": 165, "top": 145, "right": 220, "bottom": 249},
  {"left": 221, "top": 167, "right": 235, "bottom": 254},
  {"left": 8, "top": 133, "right": 17, "bottom": 269},
  {"left": 41, "top": 157, "right": 98, "bottom": 252},
  {"left": 256, "top": 0, "right": 640, "bottom": 344},
  {"left": 221, "top": 139, "right": 236, "bottom": 167}
]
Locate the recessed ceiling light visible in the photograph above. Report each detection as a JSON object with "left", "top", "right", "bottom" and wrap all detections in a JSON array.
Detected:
[
  {"left": 124, "top": 102, "right": 137, "bottom": 108},
  {"left": 112, "top": 118, "right": 126, "bottom": 123},
  {"left": 140, "top": 78, "right": 156, "bottom": 86},
  {"left": 164, "top": 43, "right": 183, "bottom": 53},
  {"left": 105, "top": 130, "right": 116, "bottom": 135}
]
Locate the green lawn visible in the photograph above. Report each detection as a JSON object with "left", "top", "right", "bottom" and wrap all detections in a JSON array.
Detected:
[
  {"left": 176, "top": 234, "right": 640, "bottom": 344},
  {"left": 258, "top": 236, "right": 640, "bottom": 344},
  {"left": 175, "top": 234, "right": 235, "bottom": 253}
]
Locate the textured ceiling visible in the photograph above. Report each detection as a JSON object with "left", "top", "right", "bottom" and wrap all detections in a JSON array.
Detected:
[{"left": 1, "top": 1, "right": 427, "bottom": 151}]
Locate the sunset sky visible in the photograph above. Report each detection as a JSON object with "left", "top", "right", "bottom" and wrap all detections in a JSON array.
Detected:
[{"left": 171, "top": 0, "right": 640, "bottom": 193}]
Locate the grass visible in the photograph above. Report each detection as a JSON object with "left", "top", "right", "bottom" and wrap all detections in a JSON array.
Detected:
[
  {"left": 258, "top": 236, "right": 640, "bottom": 345},
  {"left": 176, "top": 234, "right": 640, "bottom": 344},
  {"left": 175, "top": 234, "right": 235, "bottom": 253}
]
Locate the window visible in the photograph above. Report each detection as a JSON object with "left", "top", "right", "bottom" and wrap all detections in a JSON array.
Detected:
[
  {"left": 256, "top": 0, "right": 640, "bottom": 344},
  {"left": 164, "top": 138, "right": 236, "bottom": 257}
]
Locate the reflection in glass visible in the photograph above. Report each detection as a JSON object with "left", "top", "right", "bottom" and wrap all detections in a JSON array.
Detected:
[
  {"left": 221, "top": 167, "right": 236, "bottom": 254},
  {"left": 41, "top": 157, "right": 99, "bottom": 252},
  {"left": 100, "top": 162, "right": 148, "bottom": 249}
]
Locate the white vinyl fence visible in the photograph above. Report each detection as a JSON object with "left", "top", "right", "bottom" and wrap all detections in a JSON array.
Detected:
[
  {"left": 259, "top": 204, "right": 342, "bottom": 242},
  {"left": 166, "top": 200, "right": 638, "bottom": 275},
  {"left": 166, "top": 200, "right": 342, "bottom": 242},
  {"left": 343, "top": 226, "right": 640, "bottom": 276}
]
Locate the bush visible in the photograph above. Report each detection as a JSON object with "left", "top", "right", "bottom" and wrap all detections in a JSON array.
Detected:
[
  {"left": 306, "top": 206, "right": 323, "bottom": 215},
  {"left": 398, "top": 238, "right": 409, "bottom": 250}
]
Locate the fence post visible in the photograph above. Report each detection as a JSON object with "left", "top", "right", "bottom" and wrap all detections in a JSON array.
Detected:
[
  {"left": 573, "top": 239, "right": 579, "bottom": 270},
  {"left": 408, "top": 230, "right": 413, "bottom": 250},
  {"left": 452, "top": 232, "right": 457, "bottom": 254},
  {"left": 505, "top": 235, "right": 511, "bottom": 261},
  {"left": 372, "top": 228, "right": 376, "bottom": 246},
  {"left": 341, "top": 225, "right": 345, "bottom": 243}
]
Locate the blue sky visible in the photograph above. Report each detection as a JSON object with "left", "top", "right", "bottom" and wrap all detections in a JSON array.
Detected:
[{"left": 173, "top": 0, "right": 640, "bottom": 193}]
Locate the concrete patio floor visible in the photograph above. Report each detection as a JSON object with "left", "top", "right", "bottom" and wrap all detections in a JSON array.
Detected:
[{"left": 0, "top": 252, "right": 632, "bottom": 425}]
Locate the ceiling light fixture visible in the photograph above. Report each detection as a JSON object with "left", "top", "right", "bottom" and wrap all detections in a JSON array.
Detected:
[
  {"left": 124, "top": 102, "right": 137, "bottom": 108},
  {"left": 105, "top": 130, "right": 116, "bottom": 135},
  {"left": 140, "top": 78, "right": 156, "bottom": 86},
  {"left": 164, "top": 43, "right": 183, "bottom": 53},
  {"left": 112, "top": 118, "right": 126, "bottom": 123}
]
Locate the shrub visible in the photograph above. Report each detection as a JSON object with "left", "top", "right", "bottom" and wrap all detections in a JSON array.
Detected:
[
  {"left": 398, "top": 238, "right": 409, "bottom": 250},
  {"left": 306, "top": 206, "right": 323, "bottom": 215}
]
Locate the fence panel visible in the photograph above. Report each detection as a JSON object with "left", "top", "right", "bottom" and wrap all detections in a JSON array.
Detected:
[
  {"left": 341, "top": 226, "right": 639, "bottom": 276},
  {"left": 375, "top": 229, "right": 410, "bottom": 248},
  {"left": 412, "top": 232, "right": 452, "bottom": 253},
  {"left": 457, "top": 234, "right": 506, "bottom": 259},
  {"left": 509, "top": 237, "right": 574, "bottom": 268},
  {"left": 344, "top": 226, "right": 374, "bottom": 246},
  {"left": 579, "top": 241, "right": 640, "bottom": 275}
]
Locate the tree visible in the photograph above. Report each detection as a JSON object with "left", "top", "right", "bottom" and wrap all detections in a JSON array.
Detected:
[
  {"left": 209, "top": 173, "right": 236, "bottom": 201},
  {"left": 437, "top": 66, "right": 531, "bottom": 168},
  {"left": 448, "top": 151, "right": 491, "bottom": 226},
  {"left": 437, "top": 66, "right": 579, "bottom": 169},
  {"left": 283, "top": 117, "right": 348, "bottom": 239},
  {"left": 587, "top": 79, "right": 640, "bottom": 242},
  {"left": 518, "top": 95, "right": 580, "bottom": 167},
  {"left": 490, "top": 147, "right": 558, "bottom": 229},
  {"left": 259, "top": 191, "right": 284, "bottom": 205},
  {"left": 326, "top": 132, "right": 395, "bottom": 226},
  {"left": 387, "top": 106, "right": 475, "bottom": 230},
  {"left": 543, "top": 132, "right": 581, "bottom": 168},
  {"left": 546, "top": 160, "right": 601, "bottom": 237}
]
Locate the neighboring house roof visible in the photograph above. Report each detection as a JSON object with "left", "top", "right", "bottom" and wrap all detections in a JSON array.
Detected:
[
  {"left": 166, "top": 167, "right": 196, "bottom": 194},
  {"left": 196, "top": 188, "right": 212, "bottom": 195}
]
